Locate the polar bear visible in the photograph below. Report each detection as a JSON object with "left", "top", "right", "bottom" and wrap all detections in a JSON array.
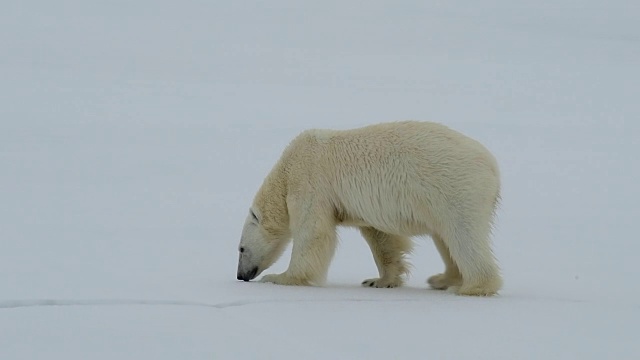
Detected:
[{"left": 236, "top": 121, "right": 503, "bottom": 296}]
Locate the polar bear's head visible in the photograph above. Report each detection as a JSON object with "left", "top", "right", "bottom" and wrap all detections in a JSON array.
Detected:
[{"left": 236, "top": 206, "right": 289, "bottom": 281}]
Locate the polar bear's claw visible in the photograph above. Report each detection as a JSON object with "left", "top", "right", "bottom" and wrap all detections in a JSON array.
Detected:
[{"left": 361, "top": 277, "right": 402, "bottom": 288}]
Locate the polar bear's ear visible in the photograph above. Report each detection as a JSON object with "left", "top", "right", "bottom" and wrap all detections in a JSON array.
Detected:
[{"left": 250, "top": 208, "right": 260, "bottom": 223}]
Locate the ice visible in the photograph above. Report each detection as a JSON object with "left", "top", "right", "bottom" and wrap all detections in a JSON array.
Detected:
[{"left": 1, "top": 1, "right": 639, "bottom": 359}]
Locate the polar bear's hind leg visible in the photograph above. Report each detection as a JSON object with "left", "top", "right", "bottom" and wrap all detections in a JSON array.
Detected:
[
  {"left": 427, "top": 233, "right": 463, "bottom": 290},
  {"left": 442, "top": 223, "right": 502, "bottom": 296}
]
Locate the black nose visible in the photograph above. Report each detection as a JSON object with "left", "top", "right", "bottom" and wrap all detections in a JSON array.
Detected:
[{"left": 237, "top": 267, "right": 259, "bottom": 282}]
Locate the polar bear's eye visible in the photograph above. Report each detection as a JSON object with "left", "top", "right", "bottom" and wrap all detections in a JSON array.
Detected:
[
  {"left": 250, "top": 209, "right": 259, "bottom": 223},
  {"left": 239, "top": 247, "right": 245, "bottom": 253}
]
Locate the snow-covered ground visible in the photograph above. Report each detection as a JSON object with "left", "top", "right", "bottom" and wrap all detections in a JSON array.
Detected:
[{"left": 1, "top": 1, "right": 639, "bottom": 359}]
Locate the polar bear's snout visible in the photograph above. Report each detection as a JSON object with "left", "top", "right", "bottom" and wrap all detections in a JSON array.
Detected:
[
  {"left": 237, "top": 250, "right": 260, "bottom": 281},
  {"left": 237, "top": 266, "right": 259, "bottom": 282}
]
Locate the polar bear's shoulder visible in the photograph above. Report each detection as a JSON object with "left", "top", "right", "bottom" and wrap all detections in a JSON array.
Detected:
[
  {"left": 295, "top": 128, "right": 336, "bottom": 141},
  {"left": 285, "top": 129, "right": 337, "bottom": 153}
]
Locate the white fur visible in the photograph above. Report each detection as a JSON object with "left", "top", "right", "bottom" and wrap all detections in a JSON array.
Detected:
[{"left": 236, "top": 120, "right": 503, "bottom": 296}]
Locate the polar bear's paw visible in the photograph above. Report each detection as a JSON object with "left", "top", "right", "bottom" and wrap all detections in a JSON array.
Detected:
[
  {"left": 454, "top": 277, "right": 502, "bottom": 296},
  {"left": 427, "top": 273, "right": 462, "bottom": 290},
  {"left": 260, "top": 273, "right": 311, "bottom": 286},
  {"left": 453, "top": 285, "right": 499, "bottom": 297},
  {"left": 361, "top": 277, "right": 403, "bottom": 288}
]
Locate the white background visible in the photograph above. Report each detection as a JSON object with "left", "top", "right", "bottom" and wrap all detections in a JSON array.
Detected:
[{"left": 1, "top": 1, "right": 638, "bottom": 359}]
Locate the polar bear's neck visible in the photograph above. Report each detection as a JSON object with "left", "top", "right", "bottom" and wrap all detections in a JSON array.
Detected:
[{"left": 255, "top": 163, "right": 290, "bottom": 239}]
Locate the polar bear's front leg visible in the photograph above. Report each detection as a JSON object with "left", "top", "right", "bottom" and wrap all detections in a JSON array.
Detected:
[
  {"left": 360, "top": 227, "right": 413, "bottom": 288},
  {"left": 260, "top": 215, "right": 338, "bottom": 287}
]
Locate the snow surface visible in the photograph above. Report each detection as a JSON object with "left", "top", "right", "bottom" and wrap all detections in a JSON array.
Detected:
[{"left": 1, "top": 1, "right": 639, "bottom": 359}]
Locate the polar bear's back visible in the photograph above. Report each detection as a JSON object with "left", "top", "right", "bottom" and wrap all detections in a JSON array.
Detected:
[{"left": 290, "top": 121, "right": 500, "bottom": 236}]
